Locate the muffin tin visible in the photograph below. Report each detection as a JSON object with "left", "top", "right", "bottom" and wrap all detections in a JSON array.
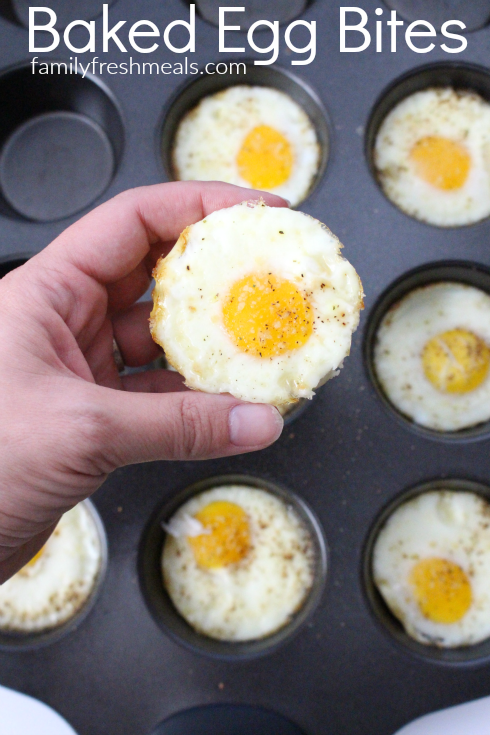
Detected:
[{"left": 3, "top": 0, "right": 490, "bottom": 734}]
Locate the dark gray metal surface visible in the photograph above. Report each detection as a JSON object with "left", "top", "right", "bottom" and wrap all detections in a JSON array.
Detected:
[{"left": 1, "top": 1, "right": 490, "bottom": 734}]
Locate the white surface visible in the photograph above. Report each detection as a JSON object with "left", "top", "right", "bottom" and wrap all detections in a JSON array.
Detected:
[
  {"left": 0, "top": 683, "right": 77, "bottom": 735},
  {"left": 394, "top": 695, "right": 490, "bottom": 735}
]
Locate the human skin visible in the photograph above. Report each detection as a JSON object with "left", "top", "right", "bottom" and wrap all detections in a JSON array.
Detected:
[{"left": 0, "top": 181, "right": 286, "bottom": 583}]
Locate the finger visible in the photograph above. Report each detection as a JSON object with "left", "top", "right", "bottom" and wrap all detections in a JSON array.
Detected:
[
  {"left": 112, "top": 301, "right": 161, "bottom": 367},
  {"left": 90, "top": 387, "right": 284, "bottom": 464},
  {"left": 45, "top": 181, "right": 289, "bottom": 284},
  {"left": 121, "top": 369, "right": 187, "bottom": 393},
  {"left": 106, "top": 260, "right": 151, "bottom": 314}
]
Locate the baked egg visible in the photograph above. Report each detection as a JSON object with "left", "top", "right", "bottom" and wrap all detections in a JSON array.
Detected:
[
  {"left": 172, "top": 85, "right": 320, "bottom": 207},
  {"left": 373, "top": 490, "right": 490, "bottom": 647},
  {"left": 373, "top": 282, "right": 490, "bottom": 432},
  {"left": 162, "top": 484, "right": 315, "bottom": 641},
  {"left": 0, "top": 503, "right": 103, "bottom": 633},
  {"left": 374, "top": 87, "right": 490, "bottom": 227}
]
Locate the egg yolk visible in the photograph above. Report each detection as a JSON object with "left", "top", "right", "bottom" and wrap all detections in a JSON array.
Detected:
[
  {"left": 422, "top": 328, "right": 490, "bottom": 394},
  {"left": 222, "top": 273, "right": 313, "bottom": 358},
  {"left": 188, "top": 501, "right": 251, "bottom": 569},
  {"left": 409, "top": 557, "right": 472, "bottom": 624},
  {"left": 237, "top": 125, "right": 293, "bottom": 189},
  {"left": 410, "top": 136, "right": 471, "bottom": 191}
]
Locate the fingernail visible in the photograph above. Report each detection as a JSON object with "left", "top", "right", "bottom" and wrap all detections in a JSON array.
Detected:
[
  {"left": 229, "top": 404, "right": 283, "bottom": 448},
  {"left": 284, "top": 198, "right": 291, "bottom": 207}
]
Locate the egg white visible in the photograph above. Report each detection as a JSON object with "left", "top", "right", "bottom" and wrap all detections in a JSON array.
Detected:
[
  {"left": 373, "top": 490, "right": 490, "bottom": 647},
  {"left": 162, "top": 485, "right": 315, "bottom": 642},
  {"left": 150, "top": 200, "right": 363, "bottom": 405},
  {"left": 0, "top": 503, "right": 103, "bottom": 633},
  {"left": 172, "top": 85, "right": 320, "bottom": 207},
  {"left": 374, "top": 87, "right": 490, "bottom": 227},
  {"left": 374, "top": 282, "right": 490, "bottom": 432}
]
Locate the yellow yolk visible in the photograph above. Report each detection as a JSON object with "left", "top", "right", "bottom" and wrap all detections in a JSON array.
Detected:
[
  {"left": 188, "top": 501, "right": 251, "bottom": 569},
  {"left": 422, "top": 328, "right": 490, "bottom": 394},
  {"left": 409, "top": 557, "right": 472, "bottom": 624},
  {"left": 222, "top": 273, "right": 313, "bottom": 358},
  {"left": 237, "top": 125, "right": 294, "bottom": 189},
  {"left": 410, "top": 136, "right": 471, "bottom": 191}
]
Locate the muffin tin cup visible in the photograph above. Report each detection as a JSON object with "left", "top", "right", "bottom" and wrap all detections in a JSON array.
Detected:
[
  {"left": 0, "top": 499, "right": 108, "bottom": 652},
  {"left": 363, "top": 477, "right": 490, "bottom": 666},
  {"left": 382, "top": 0, "right": 490, "bottom": 33},
  {"left": 138, "top": 474, "right": 327, "bottom": 661},
  {"left": 193, "top": 0, "right": 310, "bottom": 29},
  {"left": 0, "top": 62, "right": 124, "bottom": 222},
  {"left": 3, "top": 0, "right": 117, "bottom": 29},
  {"left": 158, "top": 60, "right": 330, "bottom": 207},
  {"left": 365, "top": 61, "right": 490, "bottom": 228},
  {"left": 363, "top": 259, "right": 490, "bottom": 443},
  {"left": 151, "top": 703, "right": 308, "bottom": 735}
]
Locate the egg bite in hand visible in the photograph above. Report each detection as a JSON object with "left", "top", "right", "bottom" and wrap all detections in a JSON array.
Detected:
[
  {"left": 150, "top": 200, "right": 363, "bottom": 405},
  {"left": 373, "top": 490, "right": 490, "bottom": 647}
]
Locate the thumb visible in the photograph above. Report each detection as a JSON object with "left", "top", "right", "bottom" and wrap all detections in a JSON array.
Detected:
[{"left": 90, "top": 388, "right": 284, "bottom": 466}]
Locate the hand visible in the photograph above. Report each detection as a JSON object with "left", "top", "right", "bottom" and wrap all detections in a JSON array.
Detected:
[{"left": 0, "top": 181, "right": 286, "bottom": 582}]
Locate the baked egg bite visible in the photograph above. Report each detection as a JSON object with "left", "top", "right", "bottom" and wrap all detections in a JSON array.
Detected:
[
  {"left": 373, "top": 490, "right": 490, "bottom": 647},
  {"left": 373, "top": 282, "right": 490, "bottom": 432},
  {"left": 172, "top": 85, "right": 320, "bottom": 207},
  {"left": 162, "top": 485, "right": 315, "bottom": 642},
  {"left": 150, "top": 200, "right": 363, "bottom": 405},
  {"left": 0, "top": 503, "right": 103, "bottom": 633},
  {"left": 374, "top": 87, "right": 490, "bottom": 227}
]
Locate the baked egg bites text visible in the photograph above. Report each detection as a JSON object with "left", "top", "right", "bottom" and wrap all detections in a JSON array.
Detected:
[
  {"left": 373, "top": 490, "right": 490, "bottom": 647},
  {"left": 172, "top": 86, "right": 320, "bottom": 207},
  {"left": 150, "top": 200, "right": 363, "bottom": 405},
  {"left": 374, "top": 282, "right": 490, "bottom": 432},
  {"left": 0, "top": 504, "right": 102, "bottom": 633},
  {"left": 162, "top": 485, "right": 315, "bottom": 642},
  {"left": 374, "top": 88, "right": 490, "bottom": 227}
]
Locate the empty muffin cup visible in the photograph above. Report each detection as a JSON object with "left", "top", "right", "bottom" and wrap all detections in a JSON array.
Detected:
[
  {"left": 192, "top": 0, "right": 310, "bottom": 29},
  {"left": 150, "top": 703, "right": 308, "bottom": 735},
  {"left": 364, "top": 478, "right": 490, "bottom": 665},
  {"left": 382, "top": 0, "right": 490, "bottom": 33},
  {"left": 364, "top": 260, "right": 490, "bottom": 442},
  {"left": 7, "top": 0, "right": 116, "bottom": 28},
  {"left": 138, "top": 474, "right": 327, "bottom": 660},
  {"left": 159, "top": 62, "right": 329, "bottom": 207},
  {"left": 366, "top": 62, "right": 490, "bottom": 228},
  {"left": 0, "top": 64, "right": 124, "bottom": 222},
  {"left": 0, "top": 499, "right": 108, "bottom": 651}
]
